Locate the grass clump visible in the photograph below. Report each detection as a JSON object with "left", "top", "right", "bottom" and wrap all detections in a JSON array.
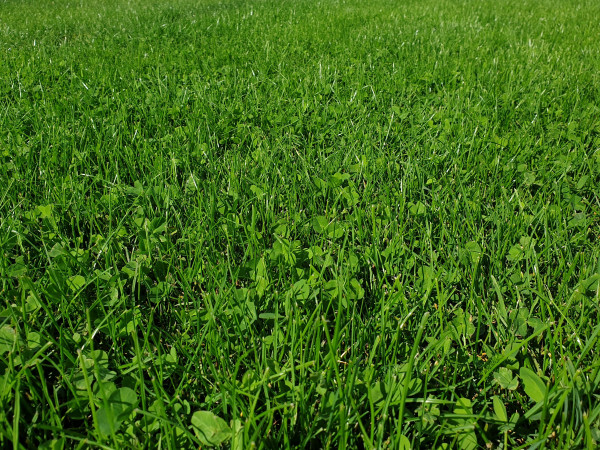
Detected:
[{"left": 1, "top": 0, "right": 600, "bottom": 447}]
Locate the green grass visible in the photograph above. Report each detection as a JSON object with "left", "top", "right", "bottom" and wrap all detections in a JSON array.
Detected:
[{"left": 1, "top": 0, "right": 600, "bottom": 447}]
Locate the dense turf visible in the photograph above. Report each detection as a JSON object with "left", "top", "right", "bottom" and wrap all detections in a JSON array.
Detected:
[{"left": 1, "top": 0, "right": 600, "bottom": 447}]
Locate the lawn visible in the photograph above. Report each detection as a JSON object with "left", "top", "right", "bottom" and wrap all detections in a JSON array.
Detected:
[{"left": 1, "top": 0, "right": 600, "bottom": 447}]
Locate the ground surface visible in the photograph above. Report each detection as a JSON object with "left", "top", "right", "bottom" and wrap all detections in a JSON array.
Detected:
[{"left": 1, "top": 0, "right": 600, "bottom": 448}]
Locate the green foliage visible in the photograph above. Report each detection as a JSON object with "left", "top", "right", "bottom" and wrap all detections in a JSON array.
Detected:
[
  {"left": 520, "top": 367, "right": 547, "bottom": 404},
  {"left": 191, "top": 411, "right": 232, "bottom": 447},
  {"left": 1, "top": 0, "right": 600, "bottom": 447}
]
